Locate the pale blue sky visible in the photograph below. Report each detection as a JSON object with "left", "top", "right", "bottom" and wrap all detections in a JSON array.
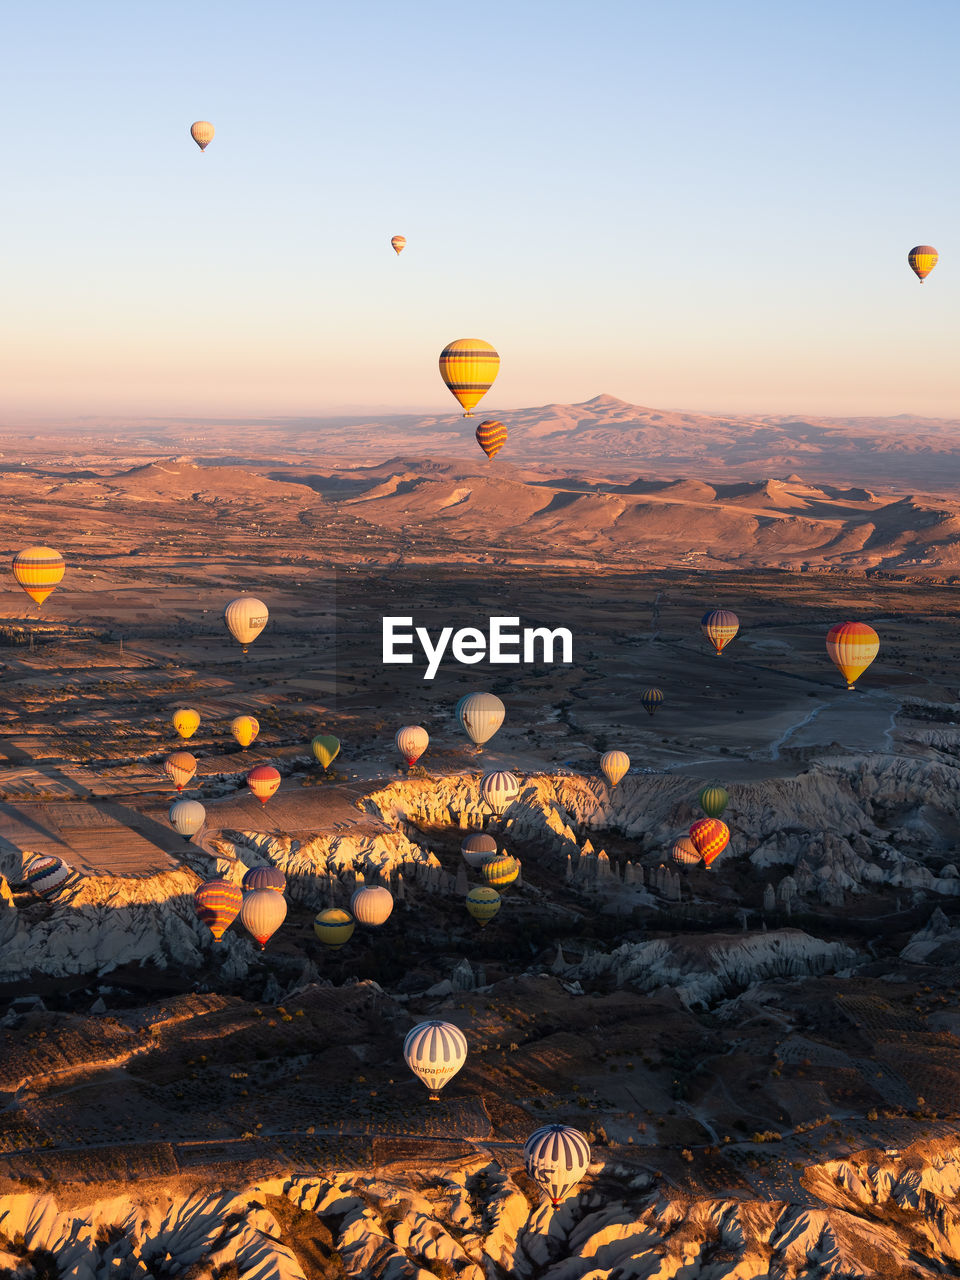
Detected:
[{"left": 1, "top": 0, "right": 957, "bottom": 420}]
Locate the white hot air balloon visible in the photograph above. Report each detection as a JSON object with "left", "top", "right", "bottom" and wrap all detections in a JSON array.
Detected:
[
  {"left": 240, "top": 888, "right": 287, "bottom": 951},
  {"left": 403, "top": 1020, "right": 468, "bottom": 1100},
  {"left": 461, "top": 833, "right": 497, "bottom": 868},
  {"left": 600, "top": 750, "right": 630, "bottom": 787},
  {"left": 480, "top": 770, "right": 519, "bottom": 816},
  {"left": 457, "top": 692, "right": 505, "bottom": 753},
  {"left": 169, "top": 799, "right": 206, "bottom": 841},
  {"left": 396, "top": 725, "right": 429, "bottom": 767},
  {"left": 351, "top": 884, "right": 394, "bottom": 926},
  {"left": 523, "top": 1125, "right": 591, "bottom": 1207},
  {"left": 224, "top": 596, "right": 269, "bottom": 654}
]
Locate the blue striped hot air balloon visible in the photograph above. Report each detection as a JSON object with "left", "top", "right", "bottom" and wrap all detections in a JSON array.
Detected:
[{"left": 21, "top": 854, "right": 79, "bottom": 901}]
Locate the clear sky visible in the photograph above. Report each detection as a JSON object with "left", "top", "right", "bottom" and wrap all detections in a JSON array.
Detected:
[{"left": 2, "top": 0, "right": 957, "bottom": 422}]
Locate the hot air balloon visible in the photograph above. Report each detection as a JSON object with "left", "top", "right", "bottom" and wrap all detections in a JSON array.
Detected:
[
  {"left": 908, "top": 245, "right": 938, "bottom": 282},
  {"left": 466, "top": 885, "right": 501, "bottom": 926},
  {"left": 403, "top": 1020, "right": 468, "bottom": 1099},
  {"left": 313, "top": 907, "right": 355, "bottom": 949},
  {"left": 169, "top": 799, "right": 205, "bottom": 841},
  {"left": 396, "top": 725, "right": 428, "bottom": 767},
  {"left": 311, "top": 734, "right": 341, "bottom": 769},
  {"left": 439, "top": 339, "right": 500, "bottom": 417},
  {"left": 391, "top": 234, "right": 406, "bottom": 255},
  {"left": 458, "top": 693, "right": 505, "bottom": 752},
  {"left": 351, "top": 884, "right": 394, "bottom": 926},
  {"left": 671, "top": 836, "right": 701, "bottom": 867},
  {"left": 476, "top": 419, "right": 508, "bottom": 460},
  {"left": 242, "top": 865, "right": 286, "bottom": 893},
  {"left": 698, "top": 784, "right": 728, "bottom": 819},
  {"left": 230, "top": 715, "right": 259, "bottom": 749},
  {"left": 480, "top": 770, "right": 519, "bottom": 816},
  {"left": 172, "top": 708, "right": 200, "bottom": 740},
  {"left": 224, "top": 596, "right": 269, "bottom": 653},
  {"left": 523, "top": 1125, "right": 591, "bottom": 1207},
  {"left": 689, "top": 818, "right": 729, "bottom": 869},
  {"left": 164, "top": 751, "right": 197, "bottom": 792},
  {"left": 190, "top": 121, "right": 214, "bottom": 151},
  {"left": 600, "top": 750, "right": 630, "bottom": 787},
  {"left": 20, "top": 853, "right": 79, "bottom": 900},
  {"left": 194, "top": 879, "right": 242, "bottom": 941},
  {"left": 701, "top": 609, "right": 739, "bottom": 655},
  {"left": 461, "top": 833, "right": 497, "bottom": 868},
  {"left": 12, "top": 546, "right": 65, "bottom": 608},
  {"left": 481, "top": 852, "right": 518, "bottom": 888},
  {"left": 826, "top": 621, "right": 880, "bottom": 690},
  {"left": 240, "top": 889, "right": 287, "bottom": 950},
  {"left": 640, "top": 687, "right": 663, "bottom": 716},
  {"left": 246, "top": 765, "right": 281, "bottom": 805}
]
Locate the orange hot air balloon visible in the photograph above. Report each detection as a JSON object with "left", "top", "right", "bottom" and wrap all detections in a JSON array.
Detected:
[
  {"left": 439, "top": 339, "right": 500, "bottom": 417},
  {"left": 688, "top": 818, "right": 729, "bottom": 869},
  {"left": 164, "top": 751, "right": 197, "bottom": 793},
  {"left": 190, "top": 121, "right": 215, "bottom": 151},
  {"left": 476, "top": 419, "right": 507, "bottom": 460},
  {"left": 12, "top": 546, "right": 65, "bottom": 607},
  {"left": 246, "top": 765, "right": 281, "bottom": 805},
  {"left": 826, "top": 621, "right": 880, "bottom": 690},
  {"left": 700, "top": 609, "right": 739, "bottom": 655},
  {"left": 194, "top": 879, "right": 242, "bottom": 941},
  {"left": 391, "top": 234, "right": 406, "bottom": 255},
  {"left": 908, "top": 245, "right": 938, "bottom": 282}
]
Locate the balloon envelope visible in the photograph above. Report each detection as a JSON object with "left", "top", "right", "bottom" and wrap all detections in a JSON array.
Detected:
[
  {"left": 439, "top": 339, "right": 500, "bottom": 417},
  {"left": 190, "top": 120, "right": 214, "bottom": 150},
  {"left": 164, "top": 752, "right": 197, "bottom": 792},
  {"left": 481, "top": 852, "right": 518, "bottom": 888},
  {"left": 458, "top": 693, "right": 505, "bottom": 748},
  {"left": 466, "top": 885, "right": 501, "bottom": 926},
  {"left": 195, "top": 879, "right": 242, "bottom": 940},
  {"left": 169, "top": 799, "right": 205, "bottom": 840},
  {"left": 480, "top": 770, "right": 519, "bottom": 816},
  {"left": 351, "top": 884, "right": 394, "bottom": 926},
  {"left": 246, "top": 765, "right": 281, "bottom": 805},
  {"left": 826, "top": 621, "right": 879, "bottom": 689},
  {"left": 242, "top": 865, "right": 286, "bottom": 893},
  {"left": 314, "top": 907, "right": 355, "bottom": 948},
  {"left": 172, "top": 708, "right": 200, "bottom": 740},
  {"left": 240, "top": 888, "right": 287, "bottom": 949},
  {"left": 12, "top": 546, "right": 65, "bottom": 606},
  {"left": 312, "top": 734, "right": 341, "bottom": 769},
  {"left": 21, "top": 853, "right": 79, "bottom": 900},
  {"left": 523, "top": 1124, "right": 591, "bottom": 1207},
  {"left": 908, "top": 245, "right": 938, "bottom": 281},
  {"left": 600, "top": 750, "right": 630, "bottom": 787},
  {"left": 404, "top": 1020, "right": 468, "bottom": 1095},
  {"left": 476, "top": 419, "right": 507, "bottom": 459},
  {"left": 639, "top": 687, "right": 663, "bottom": 716},
  {"left": 224, "top": 596, "right": 269, "bottom": 652},
  {"left": 391, "top": 234, "right": 406, "bottom": 255},
  {"left": 461, "top": 833, "right": 497, "bottom": 868},
  {"left": 231, "top": 715, "right": 259, "bottom": 748},
  {"left": 688, "top": 818, "right": 730, "bottom": 868},
  {"left": 698, "top": 785, "right": 729, "bottom": 818},
  {"left": 671, "top": 836, "right": 701, "bottom": 867},
  {"left": 396, "top": 726, "right": 428, "bottom": 766},
  {"left": 700, "top": 609, "right": 739, "bottom": 655}
]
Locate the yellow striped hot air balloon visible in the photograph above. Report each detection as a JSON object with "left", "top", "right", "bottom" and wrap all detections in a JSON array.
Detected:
[
  {"left": 466, "top": 885, "right": 501, "bottom": 926},
  {"left": 314, "top": 907, "right": 355, "bottom": 949},
  {"left": 190, "top": 121, "right": 215, "bottom": 151},
  {"left": 700, "top": 609, "right": 739, "bottom": 655},
  {"left": 476, "top": 419, "right": 508, "bottom": 460},
  {"left": 311, "top": 734, "right": 341, "bottom": 769},
  {"left": 439, "top": 339, "right": 500, "bottom": 417},
  {"left": 391, "top": 234, "right": 406, "bottom": 255},
  {"left": 671, "top": 836, "right": 701, "bottom": 867},
  {"left": 698, "top": 784, "right": 729, "bottom": 819},
  {"left": 600, "top": 750, "right": 630, "bottom": 787},
  {"left": 12, "top": 546, "right": 65, "bottom": 608},
  {"left": 164, "top": 751, "right": 197, "bottom": 793},
  {"left": 908, "top": 245, "right": 938, "bottom": 282},
  {"left": 194, "top": 879, "right": 241, "bottom": 941},
  {"left": 172, "top": 708, "right": 200, "bottom": 740},
  {"left": 826, "top": 622, "right": 880, "bottom": 689},
  {"left": 230, "top": 715, "right": 259, "bottom": 749},
  {"left": 481, "top": 852, "right": 519, "bottom": 888}
]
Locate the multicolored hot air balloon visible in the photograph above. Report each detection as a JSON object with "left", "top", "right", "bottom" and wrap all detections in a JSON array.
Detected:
[
  {"left": 190, "top": 121, "right": 215, "bottom": 151},
  {"left": 242, "top": 865, "right": 286, "bottom": 893},
  {"left": 476, "top": 419, "right": 508, "bottom": 460},
  {"left": 481, "top": 852, "right": 518, "bottom": 888},
  {"left": 404, "top": 1020, "right": 468, "bottom": 1099},
  {"left": 458, "top": 693, "right": 505, "bottom": 752},
  {"left": 351, "top": 884, "right": 394, "bottom": 926},
  {"left": 391, "top": 234, "right": 406, "bottom": 255},
  {"left": 12, "top": 546, "right": 65, "bottom": 608},
  {"left": 230, "top": 715, "right": 259, "bottom": 749},
  {"left": 640, "top": 687, "right": 664, "bottom": 716},
  {"left": 700, "top": 609, "right": 739, "bottom": 655},
  {"left": 671, "top": 836, "right": 701, "bottom": 867},
  {"left": 164, "top": 752, "right": 197, "bottom": 793},
  {"left": 698, "top": 784, "right": 729, "bottom": 819},
  {"left": 311, "top": 734, "right": 341, "bottom": 769},
  {"left": 689, "top": 818, "right": 730, "bottom": 869},
  {"left": 240, "top": 889, "right": 287, "bottom": 950},
  {"left": 224, "top": 596, "right": 269, "bottom": 653},
  {"left": 826, "top": 621, "right": 880, "bottom": 690},
  {"left": 908, "top": 245, "right": 938, "bottom": 282},
  {"left": 523, "top": 1125, "right": 591, "bottom": 1207},
  {"left": 600, "top": 750, "right": 630, "bottom": 787},
  {"left": 466, "top": 885, "right": 501, "bottom": 926},
  {"left": 21, "top": 853, "right": 79, "bottom": 900},
  {"left": 194, "top": 879, "right": 242, "bottom": 941},
  {"left": 314, "top": 907, "right": 355, "bottom": 949},
  {"left": 172, "top": 708, "right": 200, "bottom": 740},
  {"left": 480, "top": 770, "right": 519, "bottom": 816},
  {"left": 461, "top": 833, "right": 497, "bottom": 868},
  {"left": 439, "top": 339, "right": 500, "bottom": 417},
  {"left": 246, "top": 765, "right": 281, "bottom": 805},
  {"left": 169, "top": 799, "right": 205, "bottom": 841},
  {"left": 396, "top": 725, "right": 428, "bottom": 767}
]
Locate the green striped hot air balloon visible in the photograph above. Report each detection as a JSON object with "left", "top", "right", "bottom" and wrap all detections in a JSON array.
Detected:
[
  {"left": 312, "top": 734, "right": 341, "bottom": 769},
  {"left": 481, "top": 852, "right": 519, "bottom": 888},
  {"left": 698, "top": 784, "right": 729, "bottom": 819}
]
